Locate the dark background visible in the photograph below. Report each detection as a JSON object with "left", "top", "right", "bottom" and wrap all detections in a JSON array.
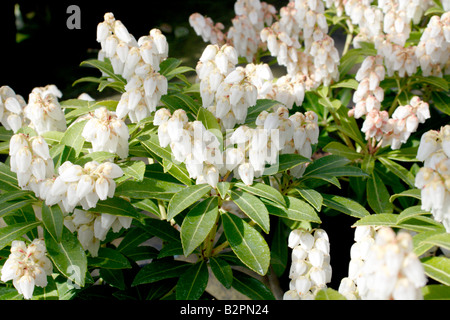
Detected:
[{"left": 1, "top": 0, "right": 356, "bottom": 295}]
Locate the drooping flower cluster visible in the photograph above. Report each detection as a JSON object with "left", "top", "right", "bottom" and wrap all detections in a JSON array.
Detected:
[
  {"left": 1, "top": 239, "right": 53, "bottom": 300},
  {"left": 44, "top": 161, "right": 124, "bottom": 213},
  {"left": 0, "top": 85, "right": 27, "bottom": 133},
  {"left": 24, "top": 85, "right": 67, "bottom": 135},
  {"left": 96, "top": 12, "right": 169, "bottom": 122},
  {"left": 339, "top": 226, "right": 427, "bottom": 300},
  {"left": 190, "top": 0, "right": 276, "bottom": 61},
  {"left": 283, "top": 228, "right": 332, "bottom": 300},
  {"left": 154, "top": 108, "right": 224, "bottom": 188},
  {"left": 80, "top": 107, "right": 129, "bottom": 159},
  {"left": 9, "top": 133, "right": 54, "bottom": 190},
  {"left": 349, "top": 55, "right": 385, "bottom": 119},
  {"left": 196, "top": 44, "right": 260, "bottom": 129},
  {"left": 349, "top": 55, "right": 430, "bottom": 149},
  {"left": 415, "top": 125, "right": 450, "bottom": 232},
  {"left": 189, "top": 13, "right": 226, "bottom": 45},
  {"left": 415, "top": 13, "right": 450, "bottom": 77},
  {"left": 64, "top": 209, "right": 132, "bottom": 257}
]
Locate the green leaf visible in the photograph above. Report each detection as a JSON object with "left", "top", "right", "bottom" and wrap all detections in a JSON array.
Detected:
[
  {"left": 117, "top": 160, "right": 146, "bottom": 182},
  {"left": 315, "top": 288, "right": 347, "bottom": 300},
  {"left": 45, "top": 227, "right": 87, "bottom": 287},
  {"left": 270, "top": 219, "right": 288, "bottom": 277},
  {"left": 323, "top": 141, "right": 361, "bottom": 161},
  {"left": 138, "top": 134, "right": 193, "bottom": 185},
  {"left": 422, "top": 285, "right": 450, "bottom": 300},
  {"left": 80, "top": 59, "right": 126, "bottom": 84},
  {"left": 74, "top": 151, "right": 115, "bottom": 166},
  {"left": 390, "top": 189, "right": 421, "bottom": 203},
  {"left": 303, "top": 155, "right": 350, "bottom": 177},
  {"left": 176, "top": 261, "right": 209, "bottom": 300},
  {"left": 0, "top": 221, "right": 42, "bottom": 250},
  {"left": 415, "top": 75, "right": 449, "bottom": 91},
  {"left": 159, "top": 57, "right": 182, "bottom": 77},
  {"left": 231, "top": 271, "right": 275, "bottom": 300},
  {"left": 88, "top": 247, "right": 131, "bottom": 269},
  {"left": 216, "top": 182, "right": 231, "bottom": 200},
  {"left": 330, "top": 79, "right": 359, "bottom": 90},
  {"left": 115, "top": 177, "right": 185, "bottom": 201},
  {"left": 322, "top": 194, "right": 370, "bottom": 218},
  {"left": 265, "top": 196, "right": 321, "bottom": 223},
  {"left": 263, "top": 153, "right": 310, "bottom": 176},
  {"left": 366, "top": 172, "right": 394, "bottom": 213},
  {"left": 0, "top": 199, "right": 36, "bottom": 219},
  {"left": 197, "top": 107, "right": 223, "bottom": 150},
  {"left": 60, "top": 120, "right": 87, "bottom": 156},
  {"left": 167, "top": 184, "right": 212, "bottom": 221},
  {"left": 432, "top": 91, "right": 450, "bottom": 115},
  {"left": 235, "top": 182, "right": 286, "bottom": 207},
  {"left": 209, "top": 257, "right": 233, "bottom": 289},
  {"left": 421, "top": 256, "right": 450, "bottom": 286},
  {"left": 41, "top": 203, "right": 64, "bottom": 242},
  {"left": 245, "top": 99, "right": 281, "bottom": 124},
  {"left": 139, "top": 218, "right": 181, "bottom": 243},
  {"left": 378, "top": 157, "right": 415, "bottom": 188},
  {"left": 421, "top": 232, "right": 450, "bottom": 251},
  {"left": 318, "top": 97, "right": 342, "bottom": 111},
  {"left": 99, "top": 269, "right": 126, "bottom": 290},
  {"left": 181, "top": 197, "right": 219, "bottom": 256},
  {"left": 0, "top": 162, "right": 20, "bottom": 192},
  {"left": 353, "top": 214, "right": 398, "bottom": 227},
  {"left": 221, "top": 211, "right": 270, "bottom": 276},
  {"left": 88, "top": 196, "right": 145, "bottom": 222},
  {"left": 295, "top": 188, "right": 323, "bottom": 212},
  {"left": 132, "top": 260, "right": 191, "bottom": 286},
  {"left": 229, "top": 190, "right": 270, "bottom": 233},
  {"left": 396, "top": 205, "right": 430, "bottom": 224},
  {"left": 0, "top": 287, "right": 23, "bottom": 300}
]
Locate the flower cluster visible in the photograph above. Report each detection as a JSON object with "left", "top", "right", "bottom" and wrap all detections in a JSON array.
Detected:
[
  {"left": 0, "top": 85, "right": 27, "bottom": 133},
  {"left": 24, "top": 85, "right": 67, "bottom": 135},
  {"left": 0, "top": 239, "right": 53, "bottom": 300},
  {"left": 64, "top": 209, "right": 132, "bottom": 257},
  {"left": 190, "top": 0, "right": 276, "bottom": 60},
  {"left": 97, "top": 12, "right": 169, "bottom": 122},
  {"left": 415, "top": 125, "right": 450, "bottom": 232},
  {"left": 339, "top": 226, "right": 427, "bottom": 300},
  {"left": 349, "top": 55, "right": 430, "bottom": 149},
  {"left": 189, "top": 13, "right": 226, "bottom": 45},
  {"left": 45, "top": 161, "right": 124, "bottom": 213},
  {"left": 415, "top": 13, "right": 450, "bottom": 77},
  {"left": 80, "top": 106, "right": 129, "bottom": 159},
  {"left": 283, "top": 228, "right": 332, "bottom": 300},
  {"left": 9, "top": 133, "right": 54, "bottom": 190}
]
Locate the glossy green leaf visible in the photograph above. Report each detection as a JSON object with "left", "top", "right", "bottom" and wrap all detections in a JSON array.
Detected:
[
  {"left": 229, "top": 190, "right": 270, "bottom": 233},
  {"left": 181, "top": 196, "right": 219, "bottom": 256},
  {"left": 41, "top": 203, "right": 64, "bottom": 242},
  {"left": 221, "top": 211, "right": 270, "bottom": 276},
  {"left": 209, "top": 257, "right": 233, "bottom": 289},
  {"left": 322, "top": 194, "right": 370, "bottom": 218},
  {"left": 119, "top": 160, "right": 146, "bottom": 182},
  {"left": 0, "top": 199, "right": 35, "bottom": 219},
  {"left": 366, "top": 172, "right": 394, "bottom": 213},
  {"left": 167, "top": 184, "right": 212, "bottom": 220},
  {"left": 176, "top": 261, "right": 209, "bottom": 300},
  {"left": 88, "top": 196, "right": 145, "bottom": 222},
  {"left": 235, "top": 182, "right": 286, "bottom": 207},
  {"left": 390, "top": 189, "right": 421, "bottom": 203},
  {"left": 197, "top": 107, "right": 223, "bottom": 150},
  {"left": 115, "top": 176, "right": 185, "bottom": 201},
  {"left": 45, "top": 227, "right": 87, "bottom": 287},
  {"left": 295, "top": 188, "right": 323, "bottom": 211},
  {"left": 216, "top": 182, "right": 231, "bottom": 200},
  {"left": 421, "top": 232, "right": 450, "bottom": 251},
  {"left": 132, "top": 260, "right": 191, "bottom": 286},
  {"left": 60, "top": 120, "right": 87, "bottom": 156},
  {"left": 421, "top": 256, "right": 450, "bottom": 286},
  {"left": 315, "top": 288, "right": 347, "bottom": 300},
  {"left": 231, "top": 271, "right": 275, "bottom": 300},
  {"left": 422, "top": 285, "right": 450, "bottom": 300},
  {"left": 245, "top": 99, "right": 281, "bottom": 124},
  {"left": 0, "top": 221, "right": 41, "bottom": 250},
  {"left": 378, "top": 157, "right": 415, "bottom": 188},
  {"left": 99, "top": 269, "right": 126, "bottom": 290},
  {"left": 323, "top": 141, "right": 361, "bottom": 160},
  {"left": 88, "top": 248, "right": 131, "bottom": 269},
  {"left": 263, "top": 153, "right": 310, "bottom": 176},
  {"left": 0, "top": 162, "right": 20, "bottom": 192}
]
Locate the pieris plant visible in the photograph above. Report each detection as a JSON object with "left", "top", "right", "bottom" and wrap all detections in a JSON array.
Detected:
[{"left": 0, "top": 0, "right": 449, "bottom": 300}]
